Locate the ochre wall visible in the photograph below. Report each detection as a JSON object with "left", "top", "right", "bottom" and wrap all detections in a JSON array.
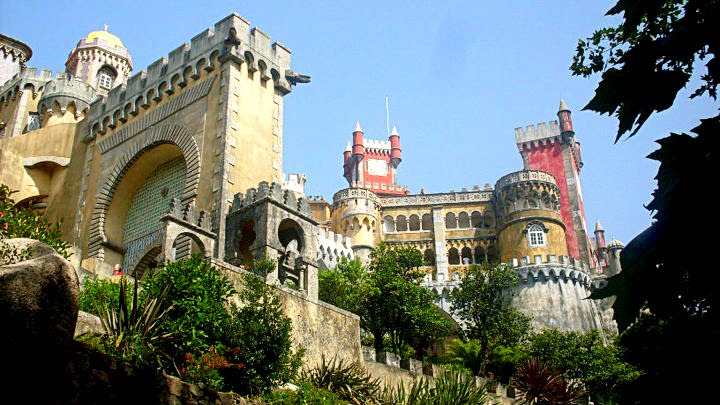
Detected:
[{"left": 497, "top": 209, "right": 567, "bottom": 262}]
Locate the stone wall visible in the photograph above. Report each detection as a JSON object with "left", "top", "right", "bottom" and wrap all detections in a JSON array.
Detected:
[
  {"left": 361, "top": 346, "right": 516, "bottom": 404},
  {"left": 212, "top": 260, "right": 363, "bottom": 369}
]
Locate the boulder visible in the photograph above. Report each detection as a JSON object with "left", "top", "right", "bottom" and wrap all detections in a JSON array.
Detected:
[{"left": 0, "top": 238, "right": 79, "bottom": 377}]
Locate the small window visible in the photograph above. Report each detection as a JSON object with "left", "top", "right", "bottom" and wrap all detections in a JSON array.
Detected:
[
  {"left": 26, "top": 113, "right": 40, "bottom": 132},
  {"left": 97, "top": 67, "right": 116, "bottom": 89},
  {"left": 527, "top": 223, "right": 546, "bottom": 247}
]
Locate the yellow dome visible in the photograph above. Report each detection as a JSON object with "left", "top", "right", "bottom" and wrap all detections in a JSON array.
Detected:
[{"left": 85, "top": 27, "right": 124, "bottom": 49}]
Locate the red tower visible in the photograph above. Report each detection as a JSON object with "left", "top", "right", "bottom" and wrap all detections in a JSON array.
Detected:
[
  {"left": 514, "top": 101, "right": 596, "bottom": 268},
  {"left": 342, "top": 122, "right": 408, "bottom": 195}
]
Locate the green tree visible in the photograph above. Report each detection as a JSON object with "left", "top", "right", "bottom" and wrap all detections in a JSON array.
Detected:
[
  {"left": 319, "top": 244, "right": 451, "bottom": 359},
  {"left": 0, "top": 184, "right": 70, "bottom": 262},
  {"left": 221, "top": 271, "right": 303, "bottom": 395},
  {"left": 449, "top": 262, "right": 532, "bottom": 362},
  {"left": 573, "top": 2, "right": 719, "bottom": 402},
  {"left": 528, "top": 329, "right": 640, "bottom": 404}
]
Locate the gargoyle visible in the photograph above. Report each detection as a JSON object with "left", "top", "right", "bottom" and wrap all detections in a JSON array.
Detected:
[
  {"left": 285, "top": 69, "right": 311, "bottom": 85},
  {"left": 224, "top": 28, "right": 241, "bottom": 47}
]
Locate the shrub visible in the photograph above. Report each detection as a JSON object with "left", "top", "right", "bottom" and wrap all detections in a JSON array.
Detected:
[
  {"left": 97, "top": 277, "right": 174, "bottom": 369},
  {"left": 511, "top": 358, "right": 585, "bottom": 405},
  {"left": 220, "top": 271, "right": 303, "bottom": 395},
  {"left": 141, "top": 254, "right": 235, "bottom": 367},
  {"left": 0, "top": 183, "right": 70, "bottom": 260},
  {"left": 302, "top": 355, "right": 382, "bottom": 404},
  {"left": 78, "top": 275, "right": 128, "bottom": 316},
  {"left": 385, "top": 369, "right": 490, "bottom": 404}
]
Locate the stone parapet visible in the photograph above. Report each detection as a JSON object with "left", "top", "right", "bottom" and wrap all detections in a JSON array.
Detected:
[
  {"left": 85, "top": 13, "right": 293, "bottom": 139},
  {"left": 495, "top": 169, "right": 557, "bottom": 189},
  {"left": 230, "top": 181, "right": 314, "bottom": 221},
  {"left": 379, "top": 189, "right": 493, "bottom": 207},
  {"left": 514, "top": 120, "right": 562, "bottom": 149},
  {"left": 37, "top": 76, "right": 97, "bottom": 116},
  {"left": 0, "top": 67, "right": 60, "bottom": 100}
]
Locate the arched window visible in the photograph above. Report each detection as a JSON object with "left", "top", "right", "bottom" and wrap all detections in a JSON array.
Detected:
[
  {"left": 448, "top": 247, "right": 460, "bottom": 265},
  {"left": 474, "top": 246, "right": 486, "bottom": 264},
  {"left": 484, "top": 212, "right": 495, "bottom": 228},
  {"left": 445, "top": 212, "right": 457, "bottom": 229},
  {"left": 461, "top": 247, "right": 472, "bottom": 264},
  {"left": 383, "top": 215, "right": 395, "bottom": 233},
  {"left": 97, "top": 66, "right": 117, "bottom": 90},
  {"left": 527, "top": 223, "right": 546, "bottom": 247},
  {"left": 471, "top": 211, "right": 483, "bottom": 228},
  {"left": 424, "top": 249, "right": 435, "bottom": 266},
  {"left": 396, "top": 215, "right": 408, "bottom": 232},
  {"left": 421, "top": 213, "right": 433, "bottom": 230},
  {"left": 409, "top": 214, "right": 421, "bottom": 231},
  {"left": 458, "top": 212, "right": 470, "bottom": 228}
]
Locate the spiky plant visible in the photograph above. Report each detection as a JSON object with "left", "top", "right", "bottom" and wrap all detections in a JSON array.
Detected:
[
  {"left": 98, "top": 277, "right": 174, "bottom": 367},
  {"left": 302, "top": 355, "right": 382, "bottom": 404},
  {"left": 511, "top": 358, "right": 585, "bottom": 405},
  {"left": 384, "top": 370, "right": 490, "bottom": 405}
]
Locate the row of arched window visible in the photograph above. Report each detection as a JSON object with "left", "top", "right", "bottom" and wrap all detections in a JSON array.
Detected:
[
  {"left": 421, "top": 245, "right": 498, "bottom": 266},
  {"left": 383, "top": 211, "right": 495, "bottom": 233}
]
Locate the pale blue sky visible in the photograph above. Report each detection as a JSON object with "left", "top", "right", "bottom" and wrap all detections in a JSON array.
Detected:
[{"left": 2, "top": 1, "right": 715, "bottom": 244}]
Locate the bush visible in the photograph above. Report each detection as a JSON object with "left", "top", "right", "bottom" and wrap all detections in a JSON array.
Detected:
[
  {"left": 385, "top": 369, "right": 490, "bottom": 405},
  {"left": 141, "top": 254, "right": 235, "bottom": 367},
  {"left": 511, "top": 358, "right": 585, "bottom": 405},
  {"left": 220, "top": 271, "right": 303, "bottom": 395},
  {"left": 302, "top": 355, "right": 382, "bottom": 404},
  {"left": 78, "top": 275, "right": 128, "bottom": 316},
  {"left": 0, "top": 184, "right": 70, "bottom": 261}
]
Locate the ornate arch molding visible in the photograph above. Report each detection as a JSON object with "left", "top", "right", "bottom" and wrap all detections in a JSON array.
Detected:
[{"left": 87, "top": 124, "right": 201, "bottom": 259}]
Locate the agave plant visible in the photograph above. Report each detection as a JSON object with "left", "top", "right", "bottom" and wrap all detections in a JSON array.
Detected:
[
  {"left": 511, "top": 358, "right": 585, "bottom": 405},
  {"left": 384, "top": 370, "right": 490, "bottom": 405},
  {"left": 98, "top": 277, "right": 174, "bottom": 367},
  {"left": 302, "top": 355, "right": 382, "bottom": 404}
]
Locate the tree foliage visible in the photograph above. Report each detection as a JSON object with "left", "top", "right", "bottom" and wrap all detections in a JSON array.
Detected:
[
  {"left": 574, "top": 2, "right": 719, "bottom": 401},
  {"left": 528, "top": 329, "right": 640, "bottom": 403},
  {"left": 319, "top": 244, "right": 451, "bottom": 359},
  {"left": 572, "top": 0, "right": 718, "bottom": 141},
  {"left": 0, "top": 184, "right": 70, "bottom": 262},
  {"left": 449, "top": 262, "right": 532, "bottom": 357}
]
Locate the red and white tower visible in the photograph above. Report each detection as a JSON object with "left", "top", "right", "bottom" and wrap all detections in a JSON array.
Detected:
[
  {"left": 342, "top": 122, "right": 408, "bottom": 195},
  {"left": 515, "top": 100, "right": 597, "bottom": 269}
]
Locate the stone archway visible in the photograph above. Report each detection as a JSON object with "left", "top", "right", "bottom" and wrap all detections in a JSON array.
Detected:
[{"left": 87, "top": 124, "right": 200, "bottom": 261}]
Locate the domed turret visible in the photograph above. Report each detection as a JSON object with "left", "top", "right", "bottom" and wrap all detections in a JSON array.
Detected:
[{"left": 65, "top": 25, "right": 132, "bottom": 96}]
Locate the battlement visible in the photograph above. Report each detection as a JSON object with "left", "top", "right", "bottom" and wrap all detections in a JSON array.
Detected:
[
  {"left": 307, "top": 195, "right": 327, "bottom": 203},
  {"left": 514, "top": 120, "right": 563, "bottom": 150},
  {"left": 37, "top": 76, "right": 97, "bottom": 115},
  {"left": 85, "top": 12, "right": 293, "bottom": 139},
  {"left": 495, "top": 169, "right": 558, "bottom": 190},
  {"left": 379, "top": 189, "right": 493, "bottom": 207},
  {"left": 332, "top": 187, "right": 382, "bottom": 205},
  {"left": 364, "top": 138, "right": 391, "bottom": 152},
  {"left": 229, "top": 181, "right": 313, "bottom": 219},
  {"left": 510, "top": 255, "right": 592, "bottom": 285},
  {"left": 0, "top": 67, "right": 62, "bottom": 100}
]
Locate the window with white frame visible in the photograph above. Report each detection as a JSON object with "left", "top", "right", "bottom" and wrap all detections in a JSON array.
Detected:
[
  {"left": 527, "top": 223, "right": 546, "bottom": 247},
  {"left": 97, "top": 67, "right": 116, "bottom": 89}
]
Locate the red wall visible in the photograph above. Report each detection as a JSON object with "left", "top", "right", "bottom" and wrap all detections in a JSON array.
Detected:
[{"left": 523, "top": 140, "right": 581, "bottom": 259}]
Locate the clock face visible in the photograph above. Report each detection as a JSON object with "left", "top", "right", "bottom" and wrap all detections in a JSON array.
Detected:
[{"left": 367, "top": 159, "right": 388, "bottom": 176}]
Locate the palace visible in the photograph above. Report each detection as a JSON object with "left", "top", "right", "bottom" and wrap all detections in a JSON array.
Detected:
[{"left": 0, "top": 14, "right": 621, "bottom": 333}]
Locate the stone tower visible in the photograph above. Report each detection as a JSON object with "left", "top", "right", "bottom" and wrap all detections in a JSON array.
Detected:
[
  {"left": 0, "top": 34, "right": 32, "bottom": 87},
  {"left": 65, "top": 26, "right": 133, "bottom": 96},
  {"left": 494, "top": 169, "right": 567, "bottom": 264},
  {"left": 330, "top": 187, "right": 381, "bottom": 263},
  {"left": 514, "top": 100, "right": 596, "bottom": 269}
]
